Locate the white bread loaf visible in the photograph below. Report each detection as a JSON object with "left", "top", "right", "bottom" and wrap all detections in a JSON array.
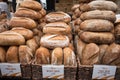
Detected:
[
  {"left": 15, "top": 8, "right": 42, "bottom": 20},
  {"left": 43, "top": 22, "right": 71, "bottom": 34},
  {"left": 0, "top": 31, "right": 25, "bottom": 46},
  {"left": 19, "top": 45, "right": 33, "bottom": 63},
  {"left": 34, "top": 47, "right": 50, "bottom": 64},
  {"left": 64, "top": 47, "right": 76, "bottom": 66},
  {"left": 40, "top": 34, "right": 69, "bottom": 49},
  {"left": 80, "top": 10, "right": 116, "bottom": 22},
  {"left": 9, "top": 17, "right": 37, "bottom": 29},
  {"left": 6, "top": 46, "right": 19, "bottom": 63},
  {"left": 11, "top": 27, "right": 33, "bottom": 40},
  {"left": 20, "top": 0, "right": 42, "bottom": 11},
  {"left": 51, "top": 47, "right": 63, "bottom": 65},
  {"left": 0, "top": 47, "right": 6, "bottom": 62},
  {"left": 46, "top": 11, "right": 71, "bottom": 23}
]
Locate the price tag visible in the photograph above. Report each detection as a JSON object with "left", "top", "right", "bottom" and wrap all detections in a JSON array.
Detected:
[
  {"left": 42, "top": 65, "right": 64, "bottom": 79},
  {"left": 0, "top": 63, "right": 21, "bottom": 77},
  {"left": 92, "top": 65, "right": 116, "bottom": 80}
]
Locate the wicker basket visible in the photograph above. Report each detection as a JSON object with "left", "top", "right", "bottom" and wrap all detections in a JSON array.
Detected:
[
  {"left": 31, "top": 61, "right": 77, "bottom": 80},
  {"left": 20, "top": 63, "right": 32, "bottom": 79},
  {"left": 77, "top": 59, "right": 120, "bottom": 80}
]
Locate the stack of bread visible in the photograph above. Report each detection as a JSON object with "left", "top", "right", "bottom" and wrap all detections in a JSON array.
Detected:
[
  {"left": 75, "top": 0, "right": 120, "bottom": 66},
  {"left": 0, "top": 0, "right": 46, "bottom": 63},
  {"left": 71, "top": 0, "right": 92, "bottom": 34},
  {"left": 33, "top": 11, "right": 76, "bottom": 66}
]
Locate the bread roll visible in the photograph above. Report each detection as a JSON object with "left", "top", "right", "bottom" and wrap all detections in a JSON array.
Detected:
[
  {"left": 40, "top": 34, "right": 69, "bottom": 49},
  {"left": 80, "top": 19, "right": 114, "bottom": 32},
  {"left": 80, "top": 32, "right": 115, "bottom": 44},
  {"left": 6, "top": 46, "right": 19, "bottom": 63},
  {"left": 51, "top": 47, "right": 63, "bottom": 65},
  {"left": 15, "top": 8, "right": 42, "bottom": 20},
  {"left": 71, "top": 4, "right": 80, "bottom": 11},
  {"left": 0, "top": 47, "right": 6, "bottom": 62},
  {"left": 102, "top": 43, "right": 120, "bottom": 65},
  {"left": 0, "top": 22, "right": 9, "bottom": 33},
  {"left": 20, "top": 0, "right": 42, "bottom": 11},
  {"left": 46, "top": 11, "right": 71, "bottom": 23},
  {"left": 0, "top": 31, "right": 25, "bottom": 46},
  {"left": 33, "top": 36, "right": 40, "bottom": 46},
  {"left": 19, "top": 45, "right": 33, "bottom": 63},
  {"left": 75, "top": 36, "right": 86, "bottom": 62},
  {"left": 26, "top": 38, "right": 39, "bottom": 55},
  {"left": 64, "top": 47, "right": 76, "bottom": 66},
  {"left": 99, "top": 44, "right": 109, "bottom": 63},
  {"left": 9, "top": 17, "right": 37, "bottom": 29},
  {"left": 80, "top": 10, "right": 116, "bottom": 22},
  {"left": 11, "top": 27, "right": 33, "bottom": 40},
  {"left": 43, "top": 22, "right": 71, "bottom": 34},
  {"left": 82, "top": 43, "right": 99, "bottom": 65},
  {"left": 80, "top": 1, "right": 118, "bottom": 12},
  {"left": 35, "top": 47, "right": 50, "bottom": 64},
  {"left": 39, "top": 8, "right": 46, "bottom": 17},
  {"left": 115, "top": 24, "right": 120, "bottom": 43}
]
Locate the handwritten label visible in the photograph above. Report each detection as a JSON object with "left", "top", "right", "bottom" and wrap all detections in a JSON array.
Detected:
[
  {"left": 92, "top": 65, "right": 116, "bottom": 80},
  {"left": 42, "top": 65, "right": 64, "bottom": 79},
  {"left": 0, "top": 63, "right": 21, "bottom": 77}
]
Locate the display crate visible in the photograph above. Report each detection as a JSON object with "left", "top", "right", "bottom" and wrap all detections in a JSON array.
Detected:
[
  {"left": 31, "top": 60, "right": 77, "bottom": 80},
  {"left": 77, "top": 59, "right": 120, "bottom": 80}
]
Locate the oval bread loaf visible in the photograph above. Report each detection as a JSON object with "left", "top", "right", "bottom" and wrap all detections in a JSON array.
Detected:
[
  {"left": 9, "top": 17, "right": 37, "bottom": 29},
  {"left": 80, "top": 31, "right": 115, "bottom": 44},
  {"left": 80, "top": 1, "right": 118, "bottom": 12},
  {"left": 15, "top": 8, "right": 42, "bottom": 20},
  {"left": 0, "top": 47, "right": 6, "bottom": 62},
  {"left": 46, "top": 11, "right": 71, "bottom": 23},
  {"left": 43, "top": 22, "right": 71, "bottom": 34},
  {"left": 0, "top": 31, "right": 25, "bottom": 46},
  {"left": 80, "top": 19, "right": 114, "bottom": 32},
  {"left": 40, "top": 34, "right": 70, "bottom": 49},
  {"left": 11, "top": 27, "right": 33, "bottom": 40},
  {"left": 20, "top": 0, "right": 42, "bottom": 11},
  {"left": 80, "top": 10, "right": 116, "bottom": 22}
]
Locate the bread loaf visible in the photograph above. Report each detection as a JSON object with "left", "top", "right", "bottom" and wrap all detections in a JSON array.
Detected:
[
  {"left": 75, "top": 36, "right": 86, "bottom": 62},
  {"left": 46, "top": 11, "right": 71, "bottom": 23},
  {"left": 80, "top": 1, "right": 118, "bottom": 12},
  {"left": 0, "top": 31, "right": 25, "bottom": 46},
  {"left": 20, "top": 0, "right": 42, "bottom": 11},
  {"left": 39, "top": 8, "right": 46, "bottom": 17},
  {"left": 80, "top": 10, "right": 116, "bottom": 22},
  {"left": 6, "top": 46, "right": 19, "bottom": 63},
  {"left": 35, "top": 47, "right": 50, "bottom": 64},
  {"left": 11, "top": 27, "right": 33, "bottom": 40},
  {"left": 64, "top": 47, "right": 76, "bottom": 66},
  {"left": 71, "top": 4, "right": 80, "bottom": 11},
  {"left": 43, "top": 22, "right": 71, "bottom": 34},
  {"left": 102, "top": 43, "right": 120, "bottom": 65},
  {"left": 115, "top": 24, "right": 120, "bottom": 43},
  {"left": 33, "top": 36, "right": 40, "bottom": 46},
  {"left": 80, "top": 32, "right": 115, "bottom": 44},
  {"left": 51, "top": 47, "right": 63, "bottom": 65},
  {"left": 0, "top": 47, "right": 6, "bottom": 62},
  {"left": 80, "top": 19, "right": 114, "bottom": 32},
  {"left": 40, "top": 34, "right": 69, "bottom": 49},
  {"left": 19, "top": 45, "right": 33, "bottom": 63},
  {"left": 99, "top": 44, "right": 109, "bottom": 63},
  {"left": 15, "top": 8, "right": 42, "bottom": 20},
  {"left": 9, "top": 17, "right": 37, "bottom": 29},
  {"left": 26, "top": 38, "right": 39, "bottom": 55},
  {"left": 82, "top": 43, "right": 99, "bottom": 65}
]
